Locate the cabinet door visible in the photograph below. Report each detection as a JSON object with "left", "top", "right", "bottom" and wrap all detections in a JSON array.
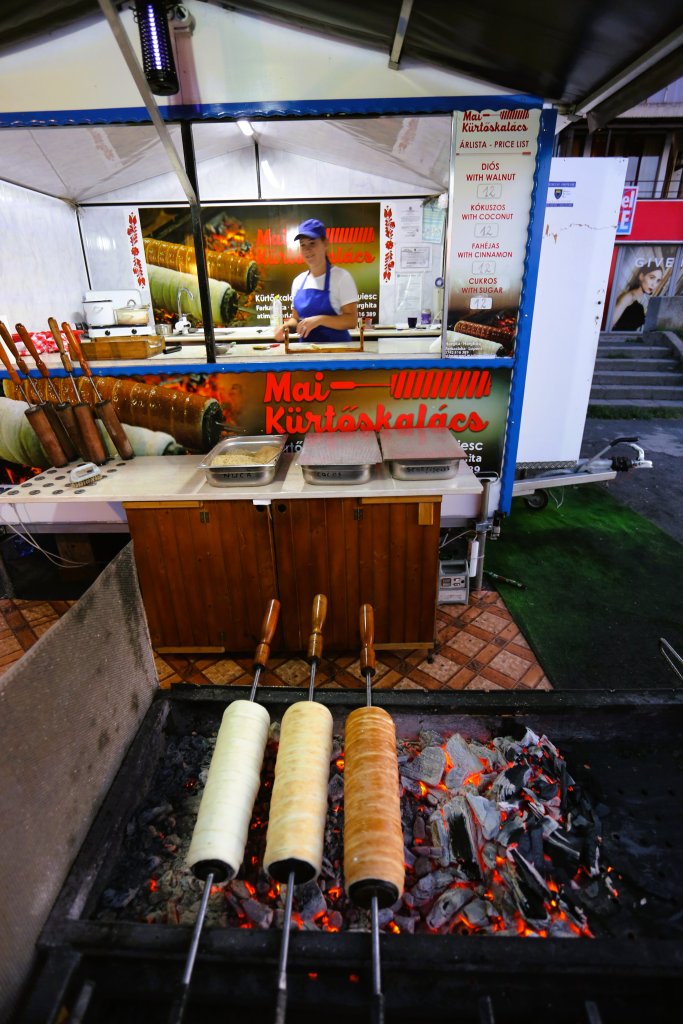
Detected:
[
  {"left": 358, "top": 497, "right": 441, "bottom": 648},
  {"left": 125, "top": 501, "right": 278, "bottom": 652},
  {"left": 271, "top": 498, "right": 361, "bottom": 651},
  {"left": 271, "top": 497, "right": 440, "bottom": 651}
]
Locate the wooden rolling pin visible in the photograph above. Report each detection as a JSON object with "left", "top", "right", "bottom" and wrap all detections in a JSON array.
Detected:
[
  {"left": 0, "top": 325, "right": 68, "bottom": 467},
  {"left": 62, "top": 321, "right": 134, "bottom": 460},
  {"left": 0, "top": 321, "right": 77, "bottom": 461},
  {"left": 15, "top": 323, "right": 87, "bottom": 461},
  {"left": 47, "top": 318, "right": 108, "bottom": 465}
]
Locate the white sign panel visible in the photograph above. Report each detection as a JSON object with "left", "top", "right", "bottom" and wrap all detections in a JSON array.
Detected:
[{"left": 445, "top": 108, "right": 540, "bottom": 357}]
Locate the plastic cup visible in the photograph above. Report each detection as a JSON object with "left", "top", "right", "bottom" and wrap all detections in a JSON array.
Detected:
[{"left": 407, "top": 316, "right": 417, "bottom": 329}]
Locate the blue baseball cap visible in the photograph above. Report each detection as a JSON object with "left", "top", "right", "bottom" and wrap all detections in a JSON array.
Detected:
[{"left": 294, "top": 218, "right": 326, "bottom": 240}]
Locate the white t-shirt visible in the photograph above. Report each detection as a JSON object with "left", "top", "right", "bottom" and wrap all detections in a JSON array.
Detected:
[{"left": 291, "top": 265, "right": 359, "bottom": 315}]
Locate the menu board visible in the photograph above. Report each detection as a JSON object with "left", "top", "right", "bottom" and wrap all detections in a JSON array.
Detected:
[{"left": 445, "top": 108, "right": 541, "bottom": 358}]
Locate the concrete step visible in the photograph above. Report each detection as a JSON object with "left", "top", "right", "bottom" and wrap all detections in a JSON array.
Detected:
[
  {"left": 594, "top": 358, "right": 680, "bottom": 373},
  {"left": 599, "top": 331, "right": 673, "bottom": 346},
  {"left": 597, "top": 344, "right": 673, "bottom": 360},
  {"left": 592, "top": 370, "right": 683, "bottom": 386},
  {"left": 590, "top": 383, "right": 683, "bottom": 401},
  {"left": 588, "top": 398, "right": 683, "bottom": 411}
]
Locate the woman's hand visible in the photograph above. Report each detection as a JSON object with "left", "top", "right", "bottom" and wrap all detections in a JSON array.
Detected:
[{"left": 296, "top": 315, "right": 324, "bottom": 339}]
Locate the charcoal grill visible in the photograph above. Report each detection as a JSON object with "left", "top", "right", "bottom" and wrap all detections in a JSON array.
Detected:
[{"left": 16, "top": 688, "right": 683, "bottom": 1024}]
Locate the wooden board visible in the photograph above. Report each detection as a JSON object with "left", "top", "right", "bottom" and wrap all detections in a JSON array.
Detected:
[{"left": 80, "top": 336, "right": 165, "bottom": 360}]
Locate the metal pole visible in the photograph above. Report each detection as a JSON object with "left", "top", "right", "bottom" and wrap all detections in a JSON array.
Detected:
[
  {"left": 180, "top": 122, "right": 217, "bottom": 364},
  {"left": 474, "top": 478, "right": 491, "bottom": 591}
]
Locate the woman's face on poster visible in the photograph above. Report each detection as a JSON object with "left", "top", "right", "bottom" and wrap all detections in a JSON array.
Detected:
[{"left": 639, "top": 267, "right": 663, "bottom": 295}]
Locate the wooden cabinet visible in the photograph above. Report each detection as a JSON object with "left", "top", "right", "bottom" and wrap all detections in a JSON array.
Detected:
[
  {"left": 125, "top": 500, "right": 277, "bottom": 653},
  {"left": 271, "top": 496, "right": 441, "bottom": 651},
  {"left": 125, "top": 495, "right": 441, "bottom": 655}
]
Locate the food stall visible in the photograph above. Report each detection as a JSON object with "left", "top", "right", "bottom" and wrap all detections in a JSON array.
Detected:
[
  {"left": 3, "top": 5, "right": 683, "bottom": 1024},
  {"left": 0, "top": 2, "right": 563, "bottom": 654}
]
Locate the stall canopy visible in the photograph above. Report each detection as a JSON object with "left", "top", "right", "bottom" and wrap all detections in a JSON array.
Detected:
[{"left": 1, "top": 0, "right": 682, "bottom": 128}]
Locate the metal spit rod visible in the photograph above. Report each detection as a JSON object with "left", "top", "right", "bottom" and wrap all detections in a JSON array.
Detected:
[
  {"left": 169, "top": 599, "right": 280, "bottom": 1024},
  {"left": 275, "top": 593, "right": 327, "bottom": 1024},
  {"left": 359, "top": 603, "right": 385, "bottom": 1024},
  {"left": 168, "top": 870, "right": 214, "bottom": 1024}
]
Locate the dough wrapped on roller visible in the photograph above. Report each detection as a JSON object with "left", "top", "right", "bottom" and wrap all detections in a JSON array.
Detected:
[
  {"left": 187, "top": 699, "right": 270, "bottom": 882},
  {"left": 343, "top": 706, "right": 405, "bottom": 909},
  {"left": 263, "top": 701, "right": 333, "bottom": 884}
]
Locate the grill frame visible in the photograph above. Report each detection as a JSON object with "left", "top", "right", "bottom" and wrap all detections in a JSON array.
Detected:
[{"left": 17, "top": 687, "right": 683, "bottom": 1023}]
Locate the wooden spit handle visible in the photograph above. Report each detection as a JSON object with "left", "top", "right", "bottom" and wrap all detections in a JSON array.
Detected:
[
  {"left": 63, "top": 322, "right": 135, "bottom": 461},
  {"left": 359, "top": 603, "right": 376, "bottom": 677},
  {"left": 253, "top": 598, "right": 281, "bottom": 670},
  {"left": 0, "top": 333, "right": 27, "bottom": 396},
  {"left": 307, "top": 593, "right": 328, "bottom": 664},
  {"left": 65, "top": 324, "right": 92, "bottom": 380},
  {"left": 47, "top": 318, "right": 77, "bottom": 377},
  {"left": 15, "top": 324, "right": 53, "bottom": 384},
  {"left": 0, "top": 322, "right": 35, "bottom": 382}
]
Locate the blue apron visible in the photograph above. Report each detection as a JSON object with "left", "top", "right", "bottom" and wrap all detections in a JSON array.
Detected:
[{"left": 293, "top": 261, "right": 351, "bottom": 344}]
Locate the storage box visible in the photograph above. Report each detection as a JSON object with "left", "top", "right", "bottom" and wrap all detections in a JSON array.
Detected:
[{"left": 438, "top": 558, "right": 469, "bottom": 604}]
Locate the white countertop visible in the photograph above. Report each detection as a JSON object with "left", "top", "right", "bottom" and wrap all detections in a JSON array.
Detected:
[
  {"left": 35, "top": 328, "right": 444, "bottom": 371},
  {"left": 1, "top": 452, "right": 483, "bottom": 504}
]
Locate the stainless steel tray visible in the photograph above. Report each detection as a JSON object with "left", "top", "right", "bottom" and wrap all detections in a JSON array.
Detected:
[
  {"left": 379, "top": 428, "right": 467, "bottom": 480},
  {"left": 299, "top": 431, "right": 381, "bottom": 485},
  {"left": 199, "top": 434, "right": 287, "bottom": 487},
  {"left": 301, "top": 463, "right": 374, "bottom": 485}
]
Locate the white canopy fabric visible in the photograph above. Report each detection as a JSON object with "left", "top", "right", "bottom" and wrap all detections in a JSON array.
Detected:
[{"left": 0, "top": 116, "right": 452, "bottom": 203}]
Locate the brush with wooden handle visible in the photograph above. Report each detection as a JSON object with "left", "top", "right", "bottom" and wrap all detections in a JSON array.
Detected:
[
  {"left": 46, "top": 319, "right": 108, "bottom": 465},
  {"left": 62, "top": 321, "right": 135, "bottom": 460},
  {"left": 15, "top": 323, "right": 88, "bottom": 461},
  {"left": 0, "top": 321, "right": 78, "bottom": 461},
  {"left": 0, "top": 324, "right": 68, "bottom": 467}
]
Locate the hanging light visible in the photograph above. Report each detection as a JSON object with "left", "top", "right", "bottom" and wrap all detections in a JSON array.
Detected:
[{"left": 135, "top": 1, "right": 179, "bottom": 96}]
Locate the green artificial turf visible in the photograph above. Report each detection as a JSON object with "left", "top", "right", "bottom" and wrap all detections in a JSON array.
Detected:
[{"left": 486, "top": 485, "right": 683, "bottom": 690}]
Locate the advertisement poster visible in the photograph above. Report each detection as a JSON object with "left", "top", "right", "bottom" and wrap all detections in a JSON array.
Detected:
[
  {"left": 609, "top": 244, "right": 676, "bottom": 332},
  {"left": 445, "top": 108, "right": 541, "bottom": 357},
  {"left": 139, "top": 203, "right": 381, "bottom": 329},
  {"left": 138, "top": 367, "right": 511, "bottom": 477},
  {"left": 0, "top": 367, "right": 510, "bottom": 480}
]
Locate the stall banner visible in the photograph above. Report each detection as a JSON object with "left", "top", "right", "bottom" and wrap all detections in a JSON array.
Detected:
[
  {"left": 445, "top": 108, "right": 541, "bottom": 358},
  {"left": 1, "top": 365, "right": 510, "bottom": 479},
  {"left": 139, "top": 203, "right": 381, "bottom": 328},
  {"left": 137, "top": 366, "right": 511, "bottom": 477}
]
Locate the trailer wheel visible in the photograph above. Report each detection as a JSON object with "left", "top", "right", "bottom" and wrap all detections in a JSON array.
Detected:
[{"left": 524, "top": 490, "right": 549, "bottom": 511}]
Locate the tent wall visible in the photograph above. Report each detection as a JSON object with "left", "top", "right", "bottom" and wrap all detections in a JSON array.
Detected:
[{"left": 0, "top": 180, "right": 89, "bottom": 329}]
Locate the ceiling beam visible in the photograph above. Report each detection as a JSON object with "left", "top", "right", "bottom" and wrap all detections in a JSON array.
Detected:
[{"left": 571, "top": 23, "right": 683, "bottom": 127}]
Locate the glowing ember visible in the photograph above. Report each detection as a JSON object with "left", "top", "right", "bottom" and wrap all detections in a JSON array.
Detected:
[{"left": 95, "top": 721, "right": 617, "bottom": 940}]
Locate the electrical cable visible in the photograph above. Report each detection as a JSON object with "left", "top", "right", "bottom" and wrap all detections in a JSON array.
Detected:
[{"left": 0, "top": 507, "right": 93, "bottom": 568}]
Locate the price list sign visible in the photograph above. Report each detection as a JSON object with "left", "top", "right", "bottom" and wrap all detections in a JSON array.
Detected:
[{"left": 445, "top": 108, "right": 541, "bottom": 357}]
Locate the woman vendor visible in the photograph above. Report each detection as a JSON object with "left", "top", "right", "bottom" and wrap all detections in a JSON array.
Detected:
[{"left": 274, "top": 219, "right": 358, "bottom": 344}]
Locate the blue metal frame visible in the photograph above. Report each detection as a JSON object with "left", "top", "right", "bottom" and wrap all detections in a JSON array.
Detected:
[
  {"left": 0, "top": 356, "right": 512, "bottom": 381},
  {"left": 497, "top": 106, "right": 557, "bottom": 514},
  {"left": 1, "top": 92, "right": 552, "bottom": 517},
  {"left": 0, "top": 94, "right": 543, "bottom": 129}
]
